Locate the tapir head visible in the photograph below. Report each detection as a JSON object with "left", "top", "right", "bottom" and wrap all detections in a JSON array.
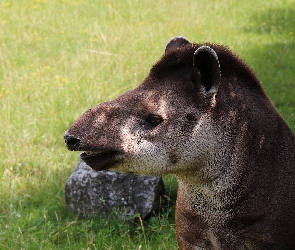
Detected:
[{"left": 65, "top": 37, "right": 226, "bottom": 176}]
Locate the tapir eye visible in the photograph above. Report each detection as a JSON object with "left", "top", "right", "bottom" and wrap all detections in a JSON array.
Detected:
[{"left": 142, "top": 114, "right": 163, "bottom": 130}]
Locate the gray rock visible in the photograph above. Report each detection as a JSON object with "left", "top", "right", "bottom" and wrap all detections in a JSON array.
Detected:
[{"left": 65, "top": 159, "right": 165, "bottom": 219}]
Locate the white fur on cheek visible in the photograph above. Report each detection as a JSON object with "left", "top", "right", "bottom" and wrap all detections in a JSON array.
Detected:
[
  {"left": 117, "top": 123, "right": 169, "bottom": 175},
  {"left": 179, "top": 115, "right": 213, "bottom": 164}
]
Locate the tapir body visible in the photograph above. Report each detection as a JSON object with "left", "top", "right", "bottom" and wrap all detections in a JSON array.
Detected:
[{"left": 65, "top": 37, "right": 295, "bottom": 249}]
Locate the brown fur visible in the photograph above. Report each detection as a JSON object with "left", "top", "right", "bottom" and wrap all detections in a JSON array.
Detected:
[{"left": 65, "top": 37, "right": 295, "bottom": 249}]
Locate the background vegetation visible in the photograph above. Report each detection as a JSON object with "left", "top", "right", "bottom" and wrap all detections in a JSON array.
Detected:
[{"left": 1, "top": 0, "right": 294, "bottom": 249}]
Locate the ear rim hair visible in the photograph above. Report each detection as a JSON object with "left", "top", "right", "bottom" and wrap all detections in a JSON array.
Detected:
[
  {"left": 165, "top": 36, "right": 191, "bottom": 53},
  {"left": 193, "top": 45, "right": 221, "bottom": 95}
]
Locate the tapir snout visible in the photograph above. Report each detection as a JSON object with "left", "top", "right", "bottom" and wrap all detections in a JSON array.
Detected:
[
  {"left": 64, "top": 127, "right": 125, "bottom": 171},
  {"left": 64, "top": 99, "right": 131, "bottom": 171},
  {"left": 64, "top": 133, "right": 80, "bottom": 151}
]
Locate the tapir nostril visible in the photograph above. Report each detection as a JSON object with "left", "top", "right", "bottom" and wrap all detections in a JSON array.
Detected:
[{"left": 64, "top": 133, "right": 81, "bottom": 151}]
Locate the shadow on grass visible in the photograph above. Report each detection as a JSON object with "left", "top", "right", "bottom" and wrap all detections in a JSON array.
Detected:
[
  {"left": 242, "top": 7, "right": 295, "bottom": 131},
  {"left": 243, "top": 7, "right": 295, "bottom": 36},
  {"left": 0, "top": 166, "right": 178, "bottom": 249}
]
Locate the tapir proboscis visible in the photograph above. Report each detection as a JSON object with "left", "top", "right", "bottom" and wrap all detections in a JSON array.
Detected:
[{"left": 65, "top": 36, "right": 295, "bottom": 249}]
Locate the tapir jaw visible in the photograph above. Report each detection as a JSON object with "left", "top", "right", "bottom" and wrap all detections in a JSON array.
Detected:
[{"left": 80, "top": 150, "right": 124, "bottom": 171}]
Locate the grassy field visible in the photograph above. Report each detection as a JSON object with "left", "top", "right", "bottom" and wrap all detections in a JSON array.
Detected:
[{"left": 1, "top": 0, "right": 294, "bottom": 249}]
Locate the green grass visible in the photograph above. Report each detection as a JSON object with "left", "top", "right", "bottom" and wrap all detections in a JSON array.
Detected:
[{"left": 0, "top": 0, "right": 294, "bottom": 249}]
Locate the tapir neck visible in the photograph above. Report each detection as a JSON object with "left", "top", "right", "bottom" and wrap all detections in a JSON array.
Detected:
[
  {"left": 174, "top": 118, "right": 295, "bottom": 249},
  {"left": 174, "top": 138, "right": 247, "bottom": 249}
]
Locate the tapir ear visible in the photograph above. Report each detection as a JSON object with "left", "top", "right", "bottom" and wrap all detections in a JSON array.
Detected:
[
  {"left": 165, "top": 36, "right": 191, "bottom": 53},
  {"left": 193, "top": 46, "right": 221, "bottom": 95}
]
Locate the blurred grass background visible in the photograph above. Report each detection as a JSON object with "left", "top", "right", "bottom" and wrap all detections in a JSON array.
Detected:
[{"left": 0, "top": 0, "right": 294, "bottom": 249}]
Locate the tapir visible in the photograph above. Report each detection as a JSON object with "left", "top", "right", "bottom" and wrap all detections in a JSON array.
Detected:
[{"left": 65, "top": 36, "right": 295, "bottom": 249}]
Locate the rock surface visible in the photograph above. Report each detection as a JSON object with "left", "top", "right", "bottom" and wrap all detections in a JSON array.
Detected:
[{"left": 65, "top": 159, "right": 165, "bottom": 219}]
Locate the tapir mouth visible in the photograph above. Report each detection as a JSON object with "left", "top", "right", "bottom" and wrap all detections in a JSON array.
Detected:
[{"left": 80, "top": 150, "right": 124, "bottom": 171}]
